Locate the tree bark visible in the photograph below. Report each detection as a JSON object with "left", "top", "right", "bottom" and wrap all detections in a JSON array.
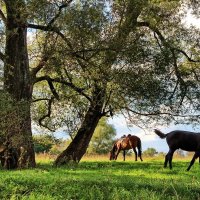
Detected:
[
  {"left": 54, "top": 87, "right": 104, "bottom": 165},
  {"left": 3, "top": 0, "right": 36, "bottom": 168}
]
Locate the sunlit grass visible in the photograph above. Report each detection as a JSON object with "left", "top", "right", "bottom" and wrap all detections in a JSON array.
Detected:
[{"left": 0, "top": 154, "right": 200, "bottom": 199}]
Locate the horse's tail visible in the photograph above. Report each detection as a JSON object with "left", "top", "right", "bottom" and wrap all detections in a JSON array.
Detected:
[
  {"left": 154, "top": 129, "right": 167, "bottom": 139},
  {"left": 137, "top": 138, "right": 142, "bottom": 157}
]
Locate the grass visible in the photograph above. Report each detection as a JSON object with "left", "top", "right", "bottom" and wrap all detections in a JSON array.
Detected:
[{"left": 0, "top": 154, "right": 200, "bottom": 200}]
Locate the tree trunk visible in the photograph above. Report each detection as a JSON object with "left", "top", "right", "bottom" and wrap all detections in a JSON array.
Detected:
[
  {"left": 54, "top": 87, "right": 104, "bottom": 165},
  {"left": 3, "top": 0, "right": 36, "bottom": 168}
]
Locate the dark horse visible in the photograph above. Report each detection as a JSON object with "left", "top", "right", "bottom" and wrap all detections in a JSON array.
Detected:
[
  {"left": 154, "top": 129, "right": 200, "bottom": 171},
  {"left": 110, "top": 135, "right": 143, "bottom": 161}
]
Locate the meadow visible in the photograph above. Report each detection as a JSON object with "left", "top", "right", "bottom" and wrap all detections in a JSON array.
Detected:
[{"left": 0, "top": 154, "right": 200, "bottom": 200}]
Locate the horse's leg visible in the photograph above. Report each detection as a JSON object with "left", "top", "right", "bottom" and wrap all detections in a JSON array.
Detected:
[
  {"left": 133, "top": 148, "right": 137, "bottom": 161},
  {"left": 137, "top": 148, "right": 143, "bottom": 161},
  {"left": 187, "top": 151, "right": 200, "bottom": 171},
  {"left": 139, "top": 153, "right": 143, "bottom": 161},
  {"left": 123, "top": 150, "right": 126, "bottom": 161},
  {"left": 164, "top": 149, "right": 175, "bottom": 169},
  {"left": 168, "top": 149, "right": 175, "bottom": 169},
  {"left": 115, "top": 149, "right": 121, "bottom": 160},
  {"left": 164, "top": 153, "right": 169, "bottom": 168}
]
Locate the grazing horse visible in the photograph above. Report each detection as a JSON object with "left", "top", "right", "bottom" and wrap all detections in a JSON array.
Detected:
[
  {"left": 154, "top": 129, "right": 200, "bottom": 171},
  {"left": 110, "top": 135, "right": 143, "bottom": 161}
]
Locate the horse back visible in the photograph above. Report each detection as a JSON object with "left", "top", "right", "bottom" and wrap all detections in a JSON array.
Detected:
[
  {"left": 120, "top": 135, "right": 140, "bottom": 149},
  {"left": 167, "top": 131, "right": 200, "bottom": 151}
]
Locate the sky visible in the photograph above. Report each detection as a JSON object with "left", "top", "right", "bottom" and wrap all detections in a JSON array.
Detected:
[{"left": 183, "top": 9, "right": 200, "bottom": 28}]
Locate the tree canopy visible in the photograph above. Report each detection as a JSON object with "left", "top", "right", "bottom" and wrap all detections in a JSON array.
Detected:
[{"left": 30, "top": 0, "right": 200, "bottom": 131}]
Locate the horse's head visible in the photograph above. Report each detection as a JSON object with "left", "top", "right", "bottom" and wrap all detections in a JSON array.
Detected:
[
  {"left": 109, "top": 151, "right": 115, "bottom": 160},
  {"left": 109, "top": 144, "right": 116, "bottom": 160}
]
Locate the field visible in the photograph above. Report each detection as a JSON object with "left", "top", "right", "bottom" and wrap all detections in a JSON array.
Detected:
[{"left": 0, "top": 154, "right": 200, "bottom": 200}]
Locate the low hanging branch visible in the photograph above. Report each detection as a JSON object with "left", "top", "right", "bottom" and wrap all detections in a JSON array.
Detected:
[
  {"left": 136, "top": 21, "right": 200, "bottom": 63},
  {"left": 122, "top": 106, "right": 200, "bottom": 118},
  {"left": 38, "top": 97, "right": 55, "bottom": 132},
  {"left": 137, "top": 21, "right": 200, "bottom": 104},
  {"left": 47, "top": 80, "right": 60, "bottom": 100},
  {"left": 35, "top": 75, "right": 92, "bottom": 102}
]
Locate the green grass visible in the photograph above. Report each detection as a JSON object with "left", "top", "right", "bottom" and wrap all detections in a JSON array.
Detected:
[{"left": 0, "top": 157, "right": 200, "bottom": 200}]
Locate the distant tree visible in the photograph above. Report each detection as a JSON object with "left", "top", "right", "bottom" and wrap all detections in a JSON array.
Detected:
[
  {"left": 176, "top": 149, "right": 185, "bottom": 157},
  {"left": 87, "top": 118, "right": 116, "bottom": 154},
  {"left": 33, "top": 134, "right": 61, "bottom": 154},
  {"left": 143, "top": 148, "right": 157, "bottom": 157},
  {"left": 157, "top": 152, "right": 165, "bottom": 157},
  {"left": 50, "top": 139, "right": 71, "bottom": 155}
]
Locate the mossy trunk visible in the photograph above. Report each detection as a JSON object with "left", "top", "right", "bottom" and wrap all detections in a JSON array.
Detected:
[{"left": 3, "top": 0, "right": 36, "bottom": 168}]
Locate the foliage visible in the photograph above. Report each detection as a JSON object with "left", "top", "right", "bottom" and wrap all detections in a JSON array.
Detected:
[
  {"left": 49, "top": 139, "right": 70, "bottom": 155},
  {"left": 33, "top": 134, "right": 61, "bottom": 153},
  {"left": 0, "top": 158, "right": 200, "bottom": 199},
  {"left": 87, "top": 118, "right": 116, "bottom": 154},
  {"left": 143, "top": 147, "right": 158, "bottom": 157},
  {"left": 29, "top": 0, "right": 200, "bottom": 132}
]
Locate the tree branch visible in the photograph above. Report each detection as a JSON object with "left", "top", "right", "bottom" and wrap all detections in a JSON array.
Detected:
[
  {"left": 47, "top": 0, "right": 73, "bottom": 28},
  {"left": 27, "top": 0, "right": 73, "bottom": 48},
  {"left": 0, "top": 51, "right": 5, "bottom": 62},
  {"left": 123, "top": 106, "right": 200, "bottom": 118},
  {"left": 28, "top": 23, "right": 74, "bottom": 50},
  {"left": 31, "top": 55, "right": 49, "bottom": 77},
  {"left": 137, "top": 21, "right": 199, "bottom": 103},
  {"left": 34, "top": 75, "right": 92, "bottom": 102},
  {"left": 0, "top": 9, "right": 6, "bottom": 24},
  {"left": 38, "top": 97, "right": 55, "bottom": 132},
  {"left": 137, "top": 21, "right": 200, "bottom": 63},
  {"left": 47, "top": 79, "right": 60, "bottom": 100},
  {"left": 32, "top": 98, "right": 51, "bottom": 103},
  {"left": 173, "top": 48, "right": 200, "bottom": 63}
]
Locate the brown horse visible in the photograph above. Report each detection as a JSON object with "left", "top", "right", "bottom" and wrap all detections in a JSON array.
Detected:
[
  {"left": 110, "top": 135, "right": 143, "bottom": 161},
  {"left": 154, "top": 129, "right": 200, "bottom": 171}
]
